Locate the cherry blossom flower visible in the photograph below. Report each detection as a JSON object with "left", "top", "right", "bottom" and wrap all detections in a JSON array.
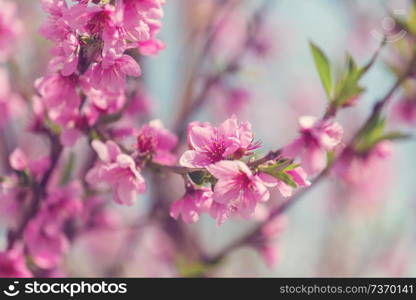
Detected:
[
  {"left": 49, "top": 32, "right": 80, "bottom": 76},
  {"left": 24, "top": 181, "right": 83, "bottom": 269},
  {"left": 180, "top": 116, "right": 259, "bottom": 168},
  {"left": 170, "top": 186, "right": 213, "bottom": 224},
  {"left": 86, "top": 50, "right": 141, "bottom": 95},
  {"left": 86, "top": 140, "right": 146, "bottom": 205},
  {"left": 0, "top": 68, "right": 25, "bottom": 129},
  {"left": 283, "top": 116, "right": 343, "bottom": 175},
  {"left": 39, "top": 0, "right": 73, "bottom": 42},
  {"left": 0, "top": 244, "right": 32, "bottom": 277},
  {"left": 9, "top": 148, "right": 51, "bottom": 179},
  {"left": 0, "top": 0, "right": 23, "bottom": 61},
  {"left": 393, "top": 97, "right": 416, "bottom": 126},
  {"left": 206, "top": 160, "right": 270, "bottom": 224},
  {"left": 333, "top": 141, "right": 393, "bottom": 185},
  {"left": 120, "top": 0, "right": 166, "bottom": 55},
  {"left": 136, "top": 119, "right": 178, "bottom": 165},
  {"left": 0, "top": 175, "right": 22, "bottom": 227},
  {"left": 255, "top": 217, "right": 287, "bottom": 268},
  {"left": 35, "top": 73, "right": 81, "bottom": 126}
]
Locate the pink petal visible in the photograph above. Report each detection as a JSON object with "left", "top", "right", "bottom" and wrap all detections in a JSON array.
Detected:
[
  {"left": 9, "top": 148, "right": 27, "bottom": 171},
  {"left": 179, "top": 150, "right": 211, "bottom": 168}
]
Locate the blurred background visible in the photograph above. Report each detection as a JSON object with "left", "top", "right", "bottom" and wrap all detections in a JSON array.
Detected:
[{"left": 2, "top": 0, "right": 416, "bottom": 277}]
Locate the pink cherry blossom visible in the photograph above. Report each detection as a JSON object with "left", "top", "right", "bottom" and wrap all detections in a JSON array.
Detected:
[
  {"left": 180, "top": 116, "right": 259, "bottom": 168},
  {"left": 206, "top": 160, "right": 270, "bottom": 224},
  {"left": 9, "top": 148, "right": 51, "bottom": 179},
  {"left": 0, "top": 0, "right": 23, "bottom": 61},
  {"left": 86, "top": 140, "right": 146, "bottom": 205},
  {"left": 283, "top": 116, "right": 343, "bottom": 175},
  {"left": 25, "top": 214, "right": 70, "bottom": 269},
  {"left": 256, "top": 217, "right": 287, "bottom": 268},
  {"left": 333, "top": 141, "right": 393, "bottom": 185},
  {"left": 0, "top": 68, "right": 25, "bottom": 129},
  {"left": 137, "top": 119, "right": 178, "bottom": 165},
  {"left": 120, "top": 0, "right": 166, "bottom": 55},
  {"left": 35, "top": 73, "right": 81, "bottom": 126},
  {"left": 170, "top": 186, "right": 213, "bottom": 224},
  {"left": 9, "top": 148, "right": 27, "bottom": 171},
  {"left": 25, "top": 181, "right": 82, "bottom": 269},
  {"left": 39, "top": 0, "right": 72, "bottom": 42},
  {"left": 393, "top": 97, "right": 416, "bottom": 126},
  {"left": 259, "top": 166, "right": 311, "bottom": 198},
  {"left": 86, "top": 50, "right": 141, "bottom": 95},
  {"left": 0, "top": 244, "right": 32, "bottom": 277},
  {"left": 49, "top": 32, "right": 80, "bottom": 76},
  {"left": 0, "top": 175, "right": 22, "bottom": 226}
]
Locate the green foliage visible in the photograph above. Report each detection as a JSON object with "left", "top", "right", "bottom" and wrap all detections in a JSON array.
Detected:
[
  {"left": 310, "top": 42, "right": 332, "bottom": 98},
  {"left": 175, "top": 256, "right": 211, "bottom": 278},
  {"left": 354, "top": 114, "right": 411, "bottom": 153},
  {"left": 258, "top": 159, "right": 300, "bottom": 188},
  {"left": 332, "top": 53, "right": 367, "bottom": 107},
  {"left": 309, "top": 42, "right": 378, "bottom": 110}
]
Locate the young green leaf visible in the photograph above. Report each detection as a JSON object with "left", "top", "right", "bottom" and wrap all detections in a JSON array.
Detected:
[{"left": 310, "top": 42, "right": 332, "bottom": 99}]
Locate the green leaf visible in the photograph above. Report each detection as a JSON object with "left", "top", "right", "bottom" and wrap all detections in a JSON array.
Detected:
[
  {"left": 188, "top": 171, "right": 206, "bottom": 186},
  {"left": 258, "top": 160, "right": 299, "bottom": 189},
  {"left": 310, "top": 42, "right": 332, "bottom": 98},
  {"left": 355, "top": 115, "right": 387, "bottom": 153},
  {"left": 275, "top": 172, "right": 297, "bottom": 188},
  {"left": 377, "top": 131, "right": 412, "bottom": 142},
  {"left": 333, "top": 53, "right": 368, "bottom": 107}
]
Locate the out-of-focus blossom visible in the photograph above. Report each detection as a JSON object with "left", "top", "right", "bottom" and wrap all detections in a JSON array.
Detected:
[
  {"left": 207, "top": 160, "right": 270, "bottom": 225},
  {"left": 0, "top": 244, "right": 32, "bottom": 277},
  {"left": 82, "top": 196, "right": 121, "bottom": 230},
  {"left": 86, "top": 140, "right": 146, "bottom": 205},
  {"left": 393, "top": 97, "right": 416, "bottom": 126},
  {"left": 35, "top": 73, "right": 80, "bottom": 126},
  {"left": 170, "top": 186, "right": 213, "bottom": 224},
  {"left": 283, "top": 116, "right": 343, "bottom": 175},
  {"left": 136, "top": 119, "right": 178, "bottom": 165},
  {"left": 9, "top": 148, "right": 51, "bottom": 179},
  {"left": 255, "top": 217, "right": 287, "bottom": 268},
  {"left": 0, "top": 68, "right": 25, "bottom": 129},
  {"left": 25, "top": 214, "right": 70, "bottom": 269},
  {"left": 333, "top": 141, "right": 393, "bottom": 185},
  {"left": 180, "top": 116, "right": 259, "bottom": 168},
  {"left": 125, "top": 88, "right": 153, "bottom": 118},
  {"left": 9, "top": 148, "right": 27, "bottom": 171},
  {"left": 25, "top": 181, "right": 83, "bottom": 269},
  {"left": 0, "top": 0, "right": 23, "bottom": 61},
  {"left": 0, "top": 175, "right": 22, "bottom": 226},
  {"left": 123, "top": 225, "right": 176, "bottom": 277},
  {"left": 211, "top": 84, "right": 251, "bottom": 116}
]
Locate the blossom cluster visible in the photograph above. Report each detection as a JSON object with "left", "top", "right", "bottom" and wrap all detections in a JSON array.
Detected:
[
  {"left": 35, "top": 0, "right": 165, "bottom": 145},
  {"left": 0, "top": 0, "right": 412, "bottom": 278}
]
